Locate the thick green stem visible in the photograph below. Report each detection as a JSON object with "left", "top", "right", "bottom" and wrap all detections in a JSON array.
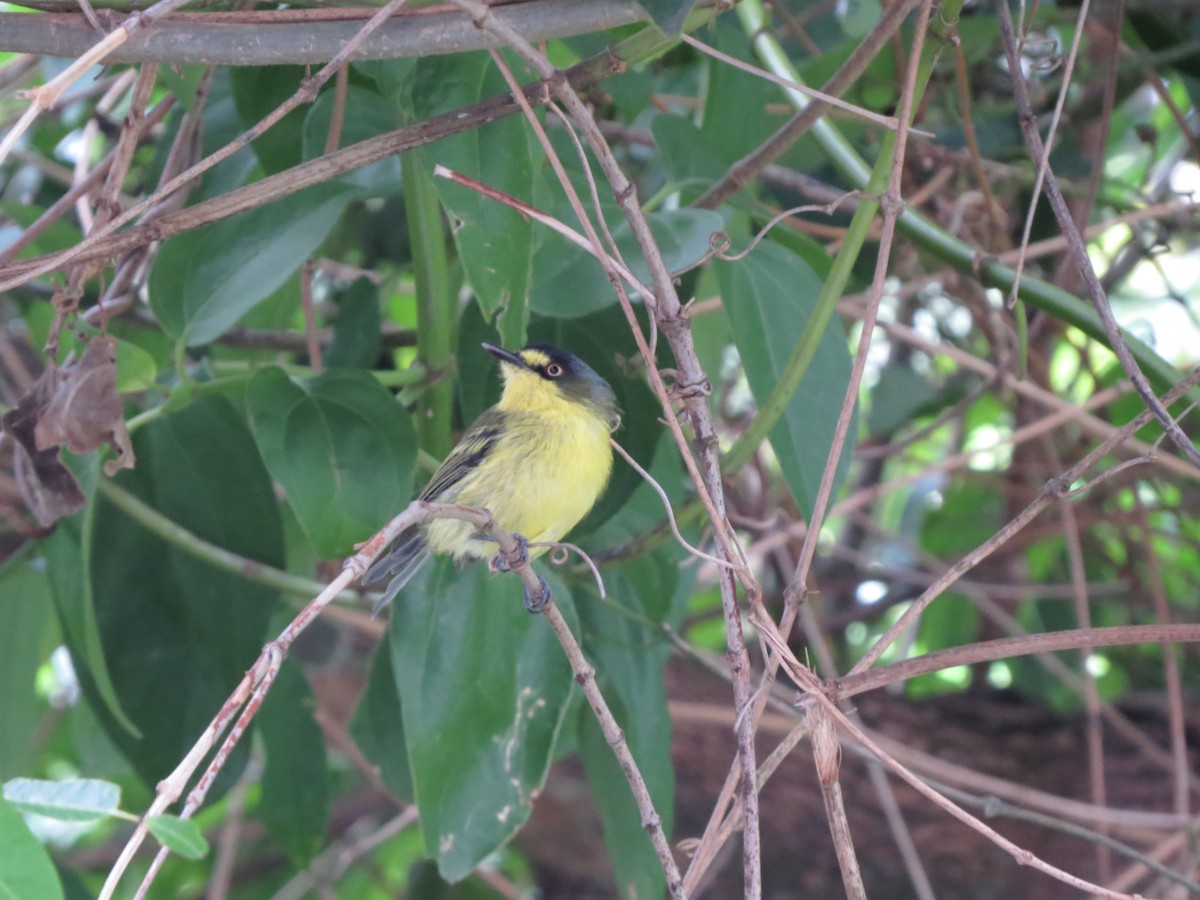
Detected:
[
  {"left": 403, "top": 154, "right": 456, "bottom": 459},
  {"left": 97, "top": 478, "right": 359, "bottom": 601}
]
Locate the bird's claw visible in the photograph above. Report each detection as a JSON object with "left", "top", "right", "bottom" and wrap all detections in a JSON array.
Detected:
[
  {"left": 523, "top": 575, "right": 552, "bottom": 614},
  {"left": 488, "top": 534, "right": 549, "bottom": 612},
  {"left": 490, "top": 533, "right": 529, "bottom": 574}
]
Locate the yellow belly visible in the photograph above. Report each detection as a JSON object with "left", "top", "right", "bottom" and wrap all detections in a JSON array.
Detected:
[{"left": 424, "top": 409, "right": 613, "bottom": 562}]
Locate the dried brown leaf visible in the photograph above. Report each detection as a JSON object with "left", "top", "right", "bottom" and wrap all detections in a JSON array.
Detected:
[
  {"left": 1, "top": 335, "right": 136, "bottom": 525},
  {"left": 35, "top": 336, "right": 135, "bottom": 475},
  {"left": 3, "top": 366, "right": 85, "bottom": 526}
]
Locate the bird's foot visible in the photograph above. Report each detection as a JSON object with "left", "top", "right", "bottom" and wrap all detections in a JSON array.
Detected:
[
  {"left": 490, "top": 532, "right": 529, "bottom": 574},
  {"left": 489, "top": 534, "right": 550, "bottom": 612},
  {"left": 523, "top": 575, "right": 552, "bottom": 614}
]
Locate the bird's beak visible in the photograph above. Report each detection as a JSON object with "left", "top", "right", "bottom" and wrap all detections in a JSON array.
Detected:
[{"left": 482, "top": 342, "right": 529, "bottom": 370}]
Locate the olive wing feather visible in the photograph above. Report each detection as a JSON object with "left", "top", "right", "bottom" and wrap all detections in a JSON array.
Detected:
[
  {"left": 362, "top": 408, "right": 507, "bottom": 594},
  {"left": 417, "top": 408, "right": 507, "bottom": 502}
]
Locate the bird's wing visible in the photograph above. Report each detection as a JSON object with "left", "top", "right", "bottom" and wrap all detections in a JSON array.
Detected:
[
  {"left": 365, "top": 536, "right": 430, "bottom": 615},
  {"left": 418, "top": 407, "right": 507, "bottom": 502},
  {"left": 363, "top": 409, "right": 508, "bottom": 610}
]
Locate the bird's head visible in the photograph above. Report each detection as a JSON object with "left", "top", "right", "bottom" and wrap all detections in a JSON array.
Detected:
[{"left": 485, "top": 342, "right": 620, "bottom": 430}]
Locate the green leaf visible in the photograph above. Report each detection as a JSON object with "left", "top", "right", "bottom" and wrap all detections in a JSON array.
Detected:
[
  {"left": 258, "top": 662, "right": 329, "bottom": 865},
  {"left": 147, "top": 814, "right": 209, "bottom": 860},
  {"left": 403, "top": 55, "right": 535, "bottom": 348},
  {"left": 114, "top": 339, "right": 158, "bottom": 394},
  {"left": 83, "top": 396, "right": 283, "bottom": 788},
  {"left": 1, "top": 200, "right": 81, "bottom": 258},
  {"left": 390, "top": 560, "right": 576, "bottom": 881},
  {"left": 352, "top": 58, "right": 418, "bottom": 98},
  {"left": 576, "top": 554, "right": 687, "bottom": 900},
  {"left": 149, "top": 183, "right": 352, "bottom": 347},
  {"left": 453, "top": 301, "right": 505, "bottom": 426},
  {"left": 905, "top": 596, "right": 984, "bottom": 698},
  {"left": 230, "top": 66, "right": 311, "bottom": 174},
  {"left": 0, "top": 559, "right": 53, "bottom": 779},
  {"left": 349, "top": 644, "right": 414, "bottom": 802},
  {"left": 699, "top": 21, "right": 783, "bottom": 164},
  {"left": 157, "top": 64, "right": 207, "bottom": 115},
  {"left": 918, "top": 591, "right": 981, "bottom": 653},
  {"left": 867, "top": 363, "right": 937, "bottom": 436},
  {"left": 921, "top": 481, "right": 1002, "bottom": 559},
  {"left": 42, "top": 456, "right": 140, "bottom": 738},
  {"left": 325, "top": 278, "right": 384, "bottom": 370},
  {"left": 530, "top": 209, "right": 725, "bottom": 318},
  {"left": 0, "top": 797, "right": 64, "bottom": 900},
  {"left": 1, "top": 778, "right": 120, "bottom": 823},
  {"left": 246, "top": 367, "right": 418, "bottom": 557},
  {"left": 108, "top": 318, "right": 175, "bottom": 380},
  {"left": 650, "top": 115, "right": 731, "bottom": 196},
  {"left": 302, "top": 85, "right": 404, "bottom": 196},
  {"left": 159, "top": 72, "right": 258, "bottom": 203},
  {"left": 716, "top": 241, "right": 856, "bottom": 516},
  {"left": 586, "top": 406, "right": 687, "bottom": 548}
]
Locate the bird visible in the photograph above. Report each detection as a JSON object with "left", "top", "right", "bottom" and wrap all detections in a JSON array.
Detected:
[{"left": 364, "top": 342, "right": 621, "bottom": 615}]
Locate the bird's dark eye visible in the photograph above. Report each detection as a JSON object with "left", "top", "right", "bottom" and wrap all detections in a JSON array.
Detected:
[{"left": 546, "top": 363, "right": 564, "bottom": 377}]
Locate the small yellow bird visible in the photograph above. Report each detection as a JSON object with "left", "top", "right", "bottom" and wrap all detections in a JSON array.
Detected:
[{"left": 365, "top": 342, "right": 620, "bottom": 614}]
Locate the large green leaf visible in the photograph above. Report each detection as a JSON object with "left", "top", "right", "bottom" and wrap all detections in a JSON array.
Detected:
[
  {"left": 2, "top": 778, "right": 120, "bottom": 823},
  {"left": 699, "top": 21, "right": 784, "bottom": 165},
  {"left": 84, "top": 396, "right": 283, "bottom": 788},
  {"left": 389, "top": 560, "right": 576, "bottom": 881},
  {"left": 453, "top": 301, "right": 506, "bottom": 426},
  {"left": 352, "top": 58, "right": 418, "bottom": 99},
  {"left": 149, "top": 183, "right": 353, "bottom": 347},
  {"left": 716, "top": 241, "right": 855, "bottom": 516},
  {"left": 576, "top": 552, "right": 688, "bottom": 900},
  {"left": 246, "top": 367, "right": 418, "bottom": 557},
  {"left": 42, "top": 456, "right": 139, "bottom": 739},
  {"left": 402, "top": 55, "right": 536, "bottom": 348},
  {"left": 325, "top": 277, "right": 384, "bottom": 370},
  {"left": 530, "top": 209, "right": 725, "bottom": 318},
  {"left": 188, "top": 70, "right": 263, "bottom": 202},
  {"left": 650, "top": 115, "right": 731, "bottom": 198},
  {"left": 230, "top": 65, "right": 311, "bottom": 174},
  {"left": 302, "top": 85, "right": 404, "bottom": 196},
  {"left": 258, "top": 661, "right": 329, "bottom": 865},
  {"left": 0, "top": 558, "right": 53, "bottom": 779},
  {"left": 349, "top": 643, "right": 413, "bottom": 802},
  {"left": 0, "top": 797, "right": 64, "bottom": 900}
]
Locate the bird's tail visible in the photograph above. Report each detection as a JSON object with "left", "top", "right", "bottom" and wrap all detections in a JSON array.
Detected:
[{"left": 363, "top": 530, "right": 431, "bottom": 617}]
